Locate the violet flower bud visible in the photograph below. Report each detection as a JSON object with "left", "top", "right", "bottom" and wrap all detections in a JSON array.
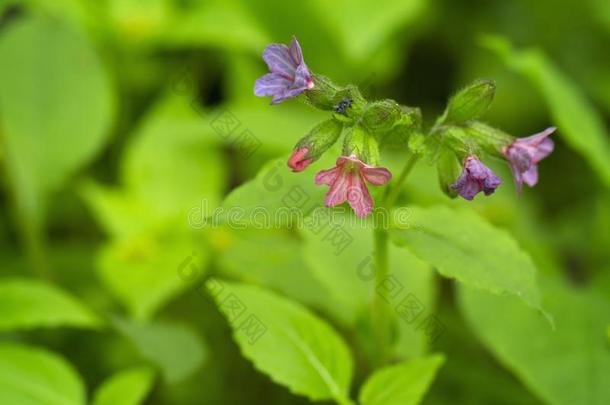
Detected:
[{"left": 451, "top": 155, "right": 502, "bottom": 200}]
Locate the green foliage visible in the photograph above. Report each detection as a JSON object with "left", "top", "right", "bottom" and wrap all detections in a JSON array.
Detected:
[
  {"left": 0, "top": 278, "right": 101, "bottom": 330},
  {"left": 459, "top": 281, "right": 610, "bottom": 405},
  {"left": 313, "top": 0, "right": 428, "bottom": 62},
  {"left": 92, "top": 367, "right": 155, "bottom": 405},
  {"left": 0, "top": 14, "right": 114, "bottom": 222},
  {"left": 359, "top": 355, "right": 445, "bottom": 405},
  {"left": 206, "top": 279, "right": 354, "bottom": 404},
  {"left": 390, "top": 206, "right": 548, "bottom": 318},
  {"left": 113, "top": 317, "right": 206, "bottom": 384},
  {"left": 301, "top": 211, "right": 435, "bottom": 359},
  {"left": 1, "top": 0, "right": 609, "bottom": 403},
  {"left": 0, "top": 343, "right": 85, "bottom": 405}
]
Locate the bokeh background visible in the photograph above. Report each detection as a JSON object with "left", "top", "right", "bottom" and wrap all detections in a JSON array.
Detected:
[{"left": 0, "top": 0, "right": 609, "bottom": 404}]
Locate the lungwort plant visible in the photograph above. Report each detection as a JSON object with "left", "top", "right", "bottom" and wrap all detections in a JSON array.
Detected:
[{"left": 194, "top": 36, "right": 561, "bottom": 405}]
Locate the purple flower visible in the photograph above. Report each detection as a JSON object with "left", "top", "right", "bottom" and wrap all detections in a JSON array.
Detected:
[
  {"left": 254, "top": 36, "right": 314, "bottom": 105},
  {"left": 503, "top": 127, "right": 555, "bottom": 191},
  {"left": 451, "top": 155, "right": 502, "bottom": 200}
]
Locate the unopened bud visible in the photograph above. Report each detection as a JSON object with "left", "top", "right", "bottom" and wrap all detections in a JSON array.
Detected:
[
  {"left": 362, "top": 99, "right": 402, "bottom": 133},
  {"left": 332, "top": 85, "right": 366, "bottom": 123},
  {"left": 442, "top": 79, "right": 496, "bottom": 124},
  {"left": 289, "top": 118, "right": 343, "bottom": 171}
]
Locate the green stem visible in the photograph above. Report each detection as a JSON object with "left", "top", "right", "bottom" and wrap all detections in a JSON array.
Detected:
[
  {"left": 371, "top": 152, "right": 420, "bottom": 367},
  {"left": 384, "top": 153, "right": 420, "bottom": 209}
]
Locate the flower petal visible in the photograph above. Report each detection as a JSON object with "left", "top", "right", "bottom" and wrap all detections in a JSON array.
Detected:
[
  {"left": 289, "top": 36, "right": 303, "bottom": 65},
  {"left": 324, "top": 171, "right": 350, "bottom": 207},
  {"left": 521, "top": 165, "right": 539, "bottom": 187},
  {"left": 315, "top": 166, "right": 340, "bottom": 185},
  {"left": 533, "top": 137, "right": 554, "bottom": 162},
  {"left": 362, "top": 166, "right": 392, "bottom": 185},
  {"left": 262, "top": 44, "right": 296, "bottom": 79},
  {"left": 254, "top": 73, "right": 290, "bottom": 96},
  {"left": 347, "top": 172, "right": 374, "bottom": 216},
  {"left": 519, "top": 126, "right": 556, "bottom": 146},
  {"left": 292, "top": 63, "right": 312, "bottom": 90}
]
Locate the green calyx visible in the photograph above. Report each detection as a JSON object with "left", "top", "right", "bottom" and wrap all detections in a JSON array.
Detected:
[
  {"left": 295, "top": 118, "right": 343, "bottom": 161},
  {"left": 437, "top": 148, "right": 461, "bottom": 198},
  {"left": 342, "top": 124, "right": 380, "bottom": 165}
]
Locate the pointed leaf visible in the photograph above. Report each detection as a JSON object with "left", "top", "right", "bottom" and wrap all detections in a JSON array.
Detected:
[
  {"left": 390, "top": 205, "right": 549, "bottom": 319},
  {"left": 0, "top": 278, "right": 101, "bottom": 330},
  {"left": 206, "top": 279, "right": 354, "bottom": 404},
  {"left": 359, "top": 355, "right": 445, "bottom": 405},
  {"left": 92, "top": 367, "right": 155, "bottom": 405},
  {"left": 0, "top": 343, "right": 85, "bottom": 405},
  {"left": 459, "top": 282, "right": 610, "bottom": 405},
  {"left": 113, "top": 317, "right": 206, "bottom": 384}
]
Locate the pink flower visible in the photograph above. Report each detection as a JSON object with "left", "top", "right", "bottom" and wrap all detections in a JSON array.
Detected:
[
  {"left": 451, "top": 155, "right": 502, "bottom": 200},
  {"left": 288, "top": 147, "right": 313, "bottom": 172},
  {"left": 503, "top": 127, "right": 555, "bottom": 191},
  {"left": 315, "top": 155, "right": 392, "bottom": 217}
]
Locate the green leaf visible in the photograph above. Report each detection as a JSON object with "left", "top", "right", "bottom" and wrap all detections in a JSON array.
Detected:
[
  {"left": 0, "top": 343, "right": 85, "bottom": 405},
  {"left": 359, "top": 354, "right": 445, "bottom": 405},
  {"left": 0, "top": 15, "right": 114, "bottom": 221},
  {"left": 113, "top": 317, "right": 206, "bottom": 384},
  {"left": 121, "top": 98, "right": 227, "bottom": 223},
  {"left": 0, "top": 278, "right": 101, "bottom": 330},
  {"left": 482, "top": 36, "right": 610, "bottom": 187},
  {"left": 206, "top": 279, "right": 354, "bottom": 404},
  {"left": 390, "top": 205, "right": 549, "bottom": 319},
  {"left": 313, "top": 0, "right": 428, "bottom": 62},
  {"left": 97, "top": 229, "right": 207, "bottom": 320},
  {"left": 301, "top": 211, "right": 435, "bottom": 359},
  {"left": 459, "top": 281, "right": 610, "bottom": 405},
  {"left": 163, "top": 0, "right": 270, "bottom": 51},
  {"left": 82, "top": 96, "right": 221, "bottom": 319},
  {"left": 215, "top": 227, "right": 332, "bottom": 310},
  {"left": 92, "top": 367, "right": 155, "bottom": 405}
]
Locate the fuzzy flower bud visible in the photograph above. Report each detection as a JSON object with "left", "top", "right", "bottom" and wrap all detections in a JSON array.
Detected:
[
  {"left": 442, "top": 79, "right": 496, "bottom": 124},
  {"left": 288, "top": 119, "right": 343, "bottom": 171}
]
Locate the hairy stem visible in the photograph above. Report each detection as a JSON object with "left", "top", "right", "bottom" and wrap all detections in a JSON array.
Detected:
[{"left": 372, "top": 152, "right": 420, "bottom": 366}]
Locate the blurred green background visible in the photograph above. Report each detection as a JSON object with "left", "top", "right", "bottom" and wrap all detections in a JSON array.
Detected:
[{"left": 0, "top": 0, "right": 609, "bottom": 404}]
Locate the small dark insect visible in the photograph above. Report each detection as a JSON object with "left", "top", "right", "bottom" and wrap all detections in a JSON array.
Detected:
[{"left": 333, "top": 97, "right": 353, "bottom": 114}]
